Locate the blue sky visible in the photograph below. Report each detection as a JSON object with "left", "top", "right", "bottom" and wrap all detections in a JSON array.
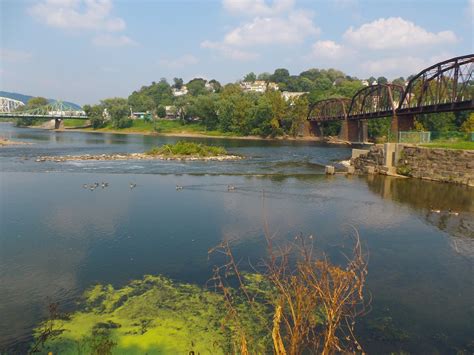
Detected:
[{"left": 1, "top": 0, "right": 473, "bottom": 105}]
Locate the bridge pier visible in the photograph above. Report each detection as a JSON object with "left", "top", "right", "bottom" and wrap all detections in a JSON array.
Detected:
[
  {"left": 391, "top": 114, "right": 414, "bottom": 141},
  {"left": 340, "top": 119, "right": 368, "bottom": 143},
  {"left": 307, "top": 121, "right": 324, "bottom": 138},
  {"left": 54, "top": 118, "right": 63, "bottom": 129}
]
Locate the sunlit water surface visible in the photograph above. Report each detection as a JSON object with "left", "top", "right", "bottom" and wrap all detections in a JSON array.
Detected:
[{"left": 1, "top": 123, "right": 473, "bottom": 353}]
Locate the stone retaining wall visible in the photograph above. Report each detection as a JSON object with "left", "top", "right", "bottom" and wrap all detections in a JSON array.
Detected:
[
  {"left": 351, "top": 145, "right": 385, "bottom": 173},
  {"left": 399, "top": 146, "right": 474, "bottom": 186},
  {"left": 351, "top": 144, "right": 474, "bottom": 187}
]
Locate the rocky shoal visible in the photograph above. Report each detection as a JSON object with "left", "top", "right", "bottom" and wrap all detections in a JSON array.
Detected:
[{"left": 35, "top": 153, "right": 243, "bottom": 162}]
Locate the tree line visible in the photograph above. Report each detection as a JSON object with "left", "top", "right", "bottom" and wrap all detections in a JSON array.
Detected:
[{"left": 63, "top": 67, "right": 474, "bottom": 138}]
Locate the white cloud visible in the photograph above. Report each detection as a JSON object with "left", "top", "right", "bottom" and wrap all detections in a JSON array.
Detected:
[
  {"left": 361, "top": 53, "right": 452, "bottom": 76},
  {"left": 28, "top": 0, "right": 125, "bottom": 32},
  {"left": 202, "top": 8, "right": 318, "bottom": 60},
  {"left": 0, "top": 48, "right": 32, "bottom": 62},
  {"left": 201, "top": 41, "right": 259, "bottom": 61},
  {"left": 344, "top": 17, "right": 457, "bottom": 50},
  {"left": 223, "top": 10, "right": 319, "bottom": 47},
  {"left": 309, "top": 40, "right": 348, "bottom": 59},
  {"left": 92, "top": 34, "right": 136, "bottom": 47},
  {"left": 159, "top": 54, "right": 199, "bottom": 69},
  {"left": 223, "top": 0, "right": 295, "bottom": 16}
]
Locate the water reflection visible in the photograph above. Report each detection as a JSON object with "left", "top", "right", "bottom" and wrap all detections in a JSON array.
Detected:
[
  {"left": 365, "top": 175, "right": 474, "bottom": 258},
  {"left": 1, "top": 124, "right": 473, "bottom": 353}
]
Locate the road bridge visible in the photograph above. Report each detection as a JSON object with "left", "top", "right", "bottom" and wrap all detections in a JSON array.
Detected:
[{"left": 0, "top": 101, "right": 87, "bottom": 128}]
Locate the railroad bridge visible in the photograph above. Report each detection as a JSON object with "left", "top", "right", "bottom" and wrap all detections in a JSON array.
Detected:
[{"left": 307, "top": 54, "right": 474, "bottom": 142}]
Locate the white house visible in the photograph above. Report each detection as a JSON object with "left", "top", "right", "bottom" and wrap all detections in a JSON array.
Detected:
[{"left": 172, "top": 86, "right": 188, "bottom": 97}]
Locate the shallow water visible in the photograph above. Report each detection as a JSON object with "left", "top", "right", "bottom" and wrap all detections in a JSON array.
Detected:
[{"left": 1, "top": 123, "right": 473, "bottom": 353}]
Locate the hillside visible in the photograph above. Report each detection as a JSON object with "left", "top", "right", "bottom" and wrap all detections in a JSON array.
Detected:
[{"left": 0, "top": 91, "right": 82, "bottom": 109}]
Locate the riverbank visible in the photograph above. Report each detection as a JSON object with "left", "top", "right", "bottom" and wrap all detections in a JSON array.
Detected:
[{"left": 26, "top": 119, "right": 337, "bottom": 142}]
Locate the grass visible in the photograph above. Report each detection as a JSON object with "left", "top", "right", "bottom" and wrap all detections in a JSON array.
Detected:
[
  {"left": 88, "top": 119, "right": 240, "bottom": 137},
  {"left": 420, "top": 141, "right": 474, "bottom": 150},
  {"left": 146, "top": 141, "right": 228, "bottom": 157},
  {"left": 63, "top": 119, "right": 89, "bottom": 127}
]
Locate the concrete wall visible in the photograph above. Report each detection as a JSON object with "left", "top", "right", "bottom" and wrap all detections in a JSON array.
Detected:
[{"left": 351, "top": 144, "right": 474, "bottom": 187}]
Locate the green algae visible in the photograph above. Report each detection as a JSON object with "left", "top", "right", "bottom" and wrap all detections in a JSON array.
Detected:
[
  {"left": 33, "top": 274, "right": 272, "bottom": 354},
  {"left": 34, "top": 275, "right": 230, "bottom": 354}
]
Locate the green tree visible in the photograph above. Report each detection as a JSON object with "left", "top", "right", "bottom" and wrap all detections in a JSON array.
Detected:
[
  {"left": 377, "top": 76, "right": 388, "bottom": 85},
  {"left": 243, "top": 72, "right": 257, "bottom": 82},
  {"left": 173, "top": 78, "right": 184, "bottom": 89},
  {"left": 271, "top": 68, "right": 290, "bottom": 84},
  {"left": 460, "top": 113, "right": 474, "bottom": 132},
  {"left": 208, "top": 79, "right": 222, "bottom": 93},
  {"left": 157, "top": 105, "right": 166, "bottom": 118},
  {"left": 27, "top": 97, "right": 49, "bottom": 109},
  {"left": 102, "top": 98, "right": 131, "bottom": 129},
  {"left": 187, "top": 78, "right": 208, "bottom": 96},
  {"left": 83, "top": 104, "right": 106, "bottom": 129},
  {"left": 192, "top": 95, "right": 219, "bottom": 129},
  {"left": 257, "top": 72, "right": 271, "bottom": 81},
  {"left": 417, "top": 112, "right": 457, "bottom": 132},
  {"left": 128, "top": 91, "right": 154, "bottom": 112},
  {"left": 392, "top": 77, "right": 406, "bottom": 86}
]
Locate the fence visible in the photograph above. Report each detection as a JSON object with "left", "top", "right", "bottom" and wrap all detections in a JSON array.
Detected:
[
  {"left": 399, "top": 131, "right": 473, "bottom": 144},
  {"left": 399, "top": 131, "right": 431, "bottom": 143}
]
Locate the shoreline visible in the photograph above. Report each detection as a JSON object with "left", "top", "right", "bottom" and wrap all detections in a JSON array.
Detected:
[{"left": 26, "top": 124, "right": 352, "bottom": 144}]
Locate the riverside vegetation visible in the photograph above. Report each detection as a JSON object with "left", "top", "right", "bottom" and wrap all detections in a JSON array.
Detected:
[
  {"left": 30, "top": 230, "right": 368, "bottom": 354},
  {"left": 15, "top": 68, "right": 474, "bottom": 142}
]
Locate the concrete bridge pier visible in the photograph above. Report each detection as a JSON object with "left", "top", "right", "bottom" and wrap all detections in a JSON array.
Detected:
[
  {"left": 340, "top": 119, "right": 368, "bottom": 143},
  {"left": 391, "top": 114, "right": 414, "bottom": 141},
  {"left": 54, "top": 118, "right": 64, "bottom": 129}
]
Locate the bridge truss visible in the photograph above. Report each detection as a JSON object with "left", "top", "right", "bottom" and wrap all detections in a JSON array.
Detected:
[
  {"left": 0, "top": 101, "right": 87, "bottom": 119},
  {"left": 308, "top": 54, "right": 474, "bottom": 122}
]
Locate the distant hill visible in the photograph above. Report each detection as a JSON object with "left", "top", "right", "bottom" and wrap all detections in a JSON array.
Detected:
[{"left": 0, "top": 91, "right": 82, "bottom": 110}]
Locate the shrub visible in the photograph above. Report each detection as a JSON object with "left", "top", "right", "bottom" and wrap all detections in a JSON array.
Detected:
[{"left": 146, "top": 141, "right": 227, "bottom": 156}]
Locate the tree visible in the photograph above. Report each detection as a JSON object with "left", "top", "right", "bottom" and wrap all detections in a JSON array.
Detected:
[
  {"left": 192, "top": 95, "right": 219, "bottom": 129},
  {"left": 128, "top": 91, "right": 154, "bottom": 112},
  {"left": 284, "top": 96, "right": 309, "bottom": 136},
  {"left": 173, "top": 77, "right": 184, "bottom": 89},
  {"left": 83, "top": 104, "right": 106, "bottom": 129},
  {"left": 102, "top": 98, "right": 131, "bottom": 129},
  {"left": 460, "top": 113, "right": 474, "bottom": 132},
  {"left": 257, "top": 72, "right": 271, "bottom": 81},
  {"left": 157, "top": 105, "right": 166, "bottom": 118},
  {"left": 417, "top": 112, "right": 457, "bottom": 132},
  {"left": 187, "top": 78, "right": 208, "bottom": 96},
  {"left": 392, "top": 77, "right": 405, "bottom": 86},
  {"left": 27, "top": 97, "right": 49, "bottom": 110},
  {"left": 208, "top": 79, "right": 222, "bottom": 93},
  {"left": 271, "top": 68, "right": 290, "bottom": 84},
  {"left": 377, "top": 76, "right": 388, "bottom": 85},
  {"left": 243, "top": 72, "right": 257, "bottom": 82}
]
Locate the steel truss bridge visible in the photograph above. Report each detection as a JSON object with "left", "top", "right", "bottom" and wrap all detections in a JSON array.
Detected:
[
  {"left": 0, "top": 100, "right": 87, "bottom": 120},
  {"left": 307, "top": 54, "right": 474, "bottom": 142}
]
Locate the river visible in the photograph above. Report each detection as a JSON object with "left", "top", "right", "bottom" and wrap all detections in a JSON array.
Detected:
[{"left": 0, "top": 122, "right": 473, "bottom": 353}]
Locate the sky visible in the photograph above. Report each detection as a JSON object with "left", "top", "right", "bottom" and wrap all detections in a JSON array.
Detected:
[{"left": 0, "top": 0, "right": 473, "bottom": 105}]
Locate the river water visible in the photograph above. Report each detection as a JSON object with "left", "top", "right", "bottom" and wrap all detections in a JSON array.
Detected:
[{"left": 0, "top": 122, "right": 473, "bottom": 353}]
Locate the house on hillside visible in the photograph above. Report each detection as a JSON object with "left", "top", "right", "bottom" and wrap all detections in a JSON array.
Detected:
[
  {"left": 281, "top": 91, "right": 308, "bottom": 102},
  {"left": 240, "top": 80, "right": 279, "bottom": 93},
  {"left": 172, "top": 86, "right": 188, "bottom": 97}
]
